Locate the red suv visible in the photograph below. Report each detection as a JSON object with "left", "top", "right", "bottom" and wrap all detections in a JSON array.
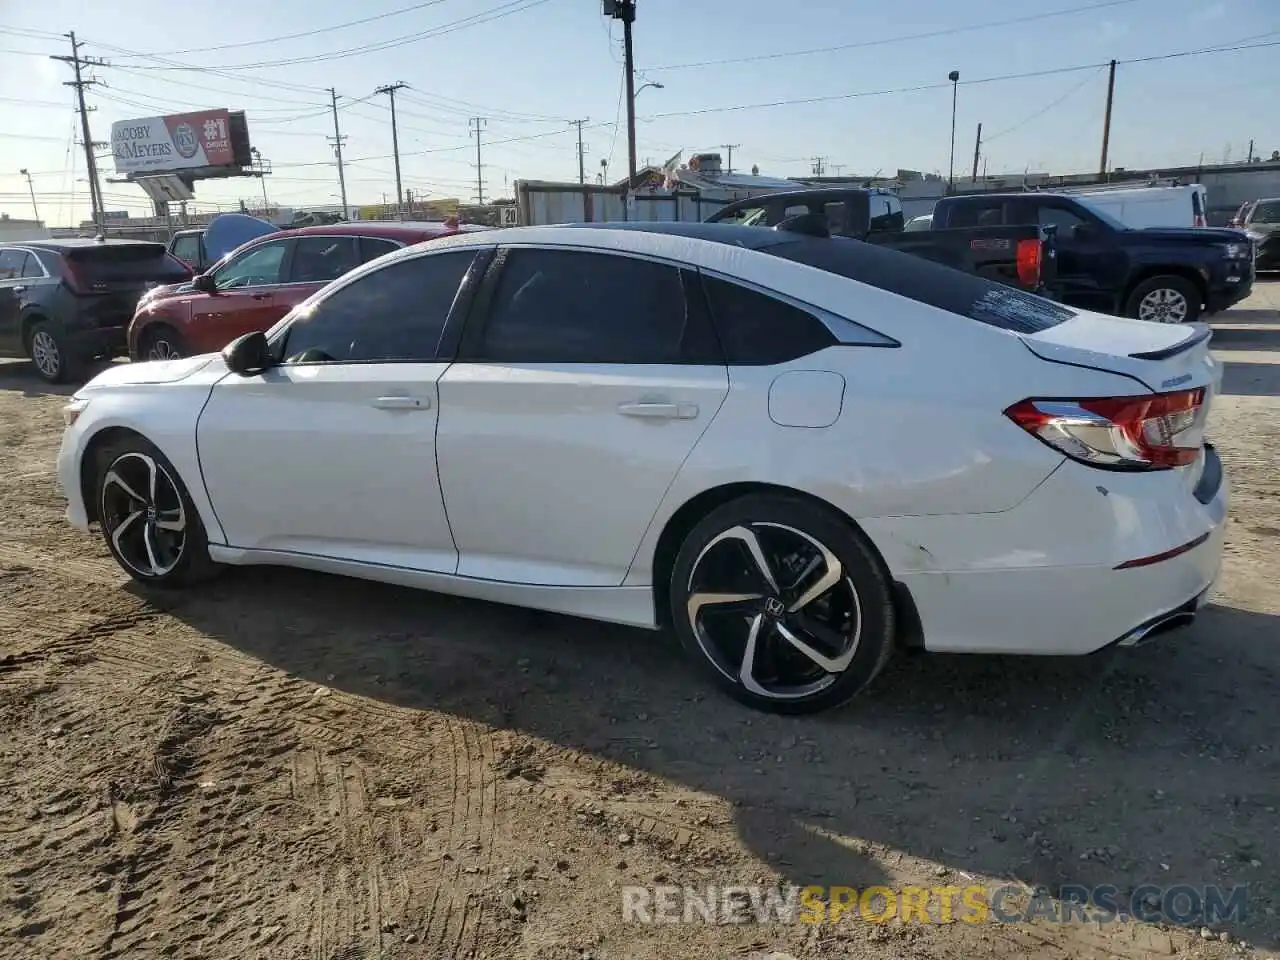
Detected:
[{"left": 127, "top": 222, "right": 487, "bottom": 361}]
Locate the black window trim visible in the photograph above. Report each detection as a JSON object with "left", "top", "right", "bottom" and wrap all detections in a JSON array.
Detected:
[
  {"left": 455, "top": 243, "right": 725, "bottom": 366},
  {"left": 267, "top": 244, "right": 492, "bottom": 367},
  {"left": 697, "top": 266, "right": 900, "bottom": 350}
]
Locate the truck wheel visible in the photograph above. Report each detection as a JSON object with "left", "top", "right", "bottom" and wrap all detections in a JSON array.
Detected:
[{"left": 1125, "top": 276, "right": 1202, "bottom": 324}]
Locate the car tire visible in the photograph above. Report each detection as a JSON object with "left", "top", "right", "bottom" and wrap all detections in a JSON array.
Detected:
[
  {"left": 96, "top": 435, "right": 221, "bottom": 589},
  {"left": 668, "top": 493, "right": 895, "bottom": 714},
  {"left": 140, "top": 324, "right": 188, "bottom": 362},
  {"left": 1125, "top": 275, "right": 1202, "bottom": 324},
  {"left": 26, "top": 319, "right": 83, "bottom": 384}
]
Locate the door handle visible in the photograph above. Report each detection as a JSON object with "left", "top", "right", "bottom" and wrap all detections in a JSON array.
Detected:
[
  {"left": 250, "top": 293, "right": 271, "bottom": 301},
  {"left": 372, "top": 395, "right": 430, "bottom": 410},
  {"left": 617, "top": 401, "right": 698, "bottom": 420}
]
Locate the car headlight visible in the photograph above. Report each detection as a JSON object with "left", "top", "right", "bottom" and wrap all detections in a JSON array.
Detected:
[
  {"left": 62, "top": 397, "right": 90, "bottom": 427},
  {"left": 1221, "top": 242, "right": 1247, "bottom": 258}
]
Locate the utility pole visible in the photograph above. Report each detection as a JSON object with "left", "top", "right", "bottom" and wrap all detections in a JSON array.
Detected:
[
  {"left": 469, "top": 117, "right": 487, "bottom": 204},
  {"left": 1247, "top": 138, "right": 1255, "bottom": 164},
  {"left": 572, "top": 119, "right": 589, "bottom": 184},
  {"left": 51, "top": 32, "right": 106, "bottom": 233},
  {"left": 603, "top": 0, "right": 638, "bottom": 185},
  {"left": 719, "top": 143, "right": 741, "bottom": 175},
  {"left": 1098, "top": 59, "right": 1116, "bottom": 181},
  {"left": 971, "top": 122, "right": 982, "bottom": 183},
  {"left": 811, "top": 156, "right": 827, "bottom": 177},
  {"left": 18, "top": 169, "right": 40, "bottom": 224},
  {"left": 376, "top": 82, "right": 409, "bottom": 219},
  {"left": 327, "top": 88, "right": 349, "bottom": 219}
]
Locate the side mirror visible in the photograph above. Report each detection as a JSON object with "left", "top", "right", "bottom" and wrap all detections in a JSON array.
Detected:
[
  {"left": 193, "top": 272, "right": 216, "bottom": 293},
  {"left": 222, "top": 331, "right": 274, "bottom": 377}
]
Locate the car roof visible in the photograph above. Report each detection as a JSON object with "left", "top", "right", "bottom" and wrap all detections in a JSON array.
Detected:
[
  {"left": 273, "top": 221, "right": 488, "bottom": 240},
  {"left": 553, "top": 220, "right": 810, "bottom": 249},
  {"left": 17, "top": 238, "right": 166, "bottom": 250}
]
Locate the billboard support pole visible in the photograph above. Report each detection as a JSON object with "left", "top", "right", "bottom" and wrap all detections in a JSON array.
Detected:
[{"left": 51, "top": 32, "right": 106, "bottom": 233}]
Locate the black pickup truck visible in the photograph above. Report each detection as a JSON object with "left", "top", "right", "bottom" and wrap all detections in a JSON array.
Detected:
[
  {"left": 931, "top": 192, "right": 1255, "bottom": 323},
  {"left": 705, "top": 188, "right": 1056, "bottom": 294}
]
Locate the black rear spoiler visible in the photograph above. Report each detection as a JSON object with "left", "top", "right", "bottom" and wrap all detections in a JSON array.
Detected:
[{"left": 1129, "top": 322, "right": 1212, "bottom": 361}]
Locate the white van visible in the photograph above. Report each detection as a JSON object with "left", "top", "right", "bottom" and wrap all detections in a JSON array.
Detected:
[{"left": 1071, "top": 184, "right": 1209, "bottom": 229}]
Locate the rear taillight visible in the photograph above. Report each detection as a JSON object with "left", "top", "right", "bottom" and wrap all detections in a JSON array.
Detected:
[
  {"left": 58, "top": 256, "right": 98, "bottom": 294},
  {"left": 1015, "top": 238, "right": 1042, "bottom": 288},
  {"left": 1004, "top": 388, "right": 1206, "bottom": 470}
]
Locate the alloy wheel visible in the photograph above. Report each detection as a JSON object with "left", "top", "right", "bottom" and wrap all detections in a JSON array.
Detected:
[
  {"left": 1137, "top": 287, "right": 1189, "bottom": 323},
  {"left": 30, "top": 330, "right": 61, "bottom": 379},
  {"left": 146, "top": 337, "right": 182, "bottom": 361},
  {"left": 685, "top": 522, "right": 862, "bottom": 701},
  {"left": 100, "top": 452, "right": 187, "bottom": 578}
]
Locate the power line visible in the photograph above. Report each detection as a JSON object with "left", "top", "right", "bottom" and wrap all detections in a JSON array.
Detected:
[
  {"left": 644, "top": 36, "right": 1280, "bottom": 120},
  {"left": 983, "top": 67, "right": 1106, "bottom": 142},
  {"left": 120, "top": 0, "right": 554, "bottom": 72},
  {"left": 110, "top": 0, "right": 455, "bottom": 58},
  {"left": 644, "top": 0, "right": 1148, "bottom": 71}
]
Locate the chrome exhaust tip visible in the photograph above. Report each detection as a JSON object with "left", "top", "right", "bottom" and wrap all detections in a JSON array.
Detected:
[{"left": 1116, "top": 610, "right": 1197, "bottom": 648}]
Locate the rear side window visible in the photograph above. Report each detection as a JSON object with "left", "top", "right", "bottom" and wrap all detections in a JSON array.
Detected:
[
  {"left": 359, "top": 237, "right": 401, "bottom": 263},
  {"left": 22, "top": 253, "right": 44, "bottom": 278},
  {"left": 0, "top": 249, "right": 27, "bottom": 280},
  {"left": 289, "top": 236, "right": 359, "bottom": 284},
  {"left": 477, "top": 248, "right": 716, "bottom": 364},
  {"left": 868, "top": 194, "right": 903, "bottom": 232},
  {"left": 713, "top": 204, "right": 769, "bottom": 227},
  {"left": 66, "top": 244, "right": 190, "bottom": 284},
  {"left": 767, "top": 237, "right": 1076, "bottom": 333},
  {"left": 942, "top": 199, "right": 1011, "bottom": 228},
  {"left": 171, "top": 235, "right": 201, "bottom": 263},
  {"left": 700, "top": 275, "right": 837, "bottom": 364}
]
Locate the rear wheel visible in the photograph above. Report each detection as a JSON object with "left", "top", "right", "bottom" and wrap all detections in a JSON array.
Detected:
[
  {"left": 668, "top": 494, "right": 895, "bottom": 714},
  {"left": 96, "top": 436, "right": 220, "bottom": 588},
  {"left": 1125, "top": 275, "right": 1202, "bottom": 324},
  {"left": 26, "top": 320, "right": 82, "bottom": 384},
  {"left": 140, "top": 325, "right": 187, "bottom": 362}
]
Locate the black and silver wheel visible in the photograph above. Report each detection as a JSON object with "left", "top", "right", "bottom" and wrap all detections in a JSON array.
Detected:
[
  {"left": 142, "top": 325, "right": 186, "bottom": 362},
  {"left": 97, "top": 437, "right": 219, "bottom": 588},
  {"left": 669, "top": 495, "right": 895, "bottom": 714},
  {"left": 27, "top": 320, "right": 81, "bottom": 384},
  {"left": 1126, "top": 275, "right": 1201, "bottom": 324}
]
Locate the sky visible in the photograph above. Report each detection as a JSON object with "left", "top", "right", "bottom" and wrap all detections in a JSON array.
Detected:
[{"left": 0, "top": 0, "right": 1276, "bottom": 226}]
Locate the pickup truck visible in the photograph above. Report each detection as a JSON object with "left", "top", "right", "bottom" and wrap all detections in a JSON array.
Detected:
[
  {"left": 930, "top": 192, "right": 1255, "bottom": 323},
  {"left": 706, "top": 187, "right": 1056, "bottom": 294}
]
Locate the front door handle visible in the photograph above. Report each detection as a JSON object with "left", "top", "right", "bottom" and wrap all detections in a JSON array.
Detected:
[
  {"left": 617, "top": 401, "right": 698, "bottom": 420},
  {"left": 372, "top": 395, "right": 430, "bottom": 410},
  {"left": 250, "top": 293, "right": 271, "bottom": 301}
]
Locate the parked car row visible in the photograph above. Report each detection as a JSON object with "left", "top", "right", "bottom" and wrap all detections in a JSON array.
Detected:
[{"left": 1230, "top": 196, "right": 1280, "bottom": 273}]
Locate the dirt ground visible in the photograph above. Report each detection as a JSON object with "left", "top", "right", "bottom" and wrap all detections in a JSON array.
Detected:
[{"left": 2, "top": 282, "right": 1279, "bottom": 960}]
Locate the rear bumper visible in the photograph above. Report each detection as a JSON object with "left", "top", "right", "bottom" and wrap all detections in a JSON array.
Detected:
[{"left": 863, "top": 445, "right": 1228, "bottom": 656}]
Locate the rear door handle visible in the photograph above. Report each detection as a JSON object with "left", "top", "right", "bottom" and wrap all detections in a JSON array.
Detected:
[
  {"left": 617, "top": 401, "right": 699, "bottom": 420},
  {"left": 250, "top": 293, "right": 271, "bottom": 301},
  {"left": 372, "top": 395, "right": 430, "bottom": 410}
]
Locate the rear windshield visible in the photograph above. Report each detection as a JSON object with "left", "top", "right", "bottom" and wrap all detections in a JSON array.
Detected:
[
  {"left": 65, "top": 244, "right": 190, "bottom": 283},
  {"left": 765, "top": 236, "right": 1076, "bottom": 333},
  {"left": 1253, "top": 200, "right": 1280, "bottom": 224}
]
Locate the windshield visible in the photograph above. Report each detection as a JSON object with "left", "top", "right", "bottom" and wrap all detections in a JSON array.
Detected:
[{"left": 1252, "top": 200, "right": 1280, "bottom": 223}]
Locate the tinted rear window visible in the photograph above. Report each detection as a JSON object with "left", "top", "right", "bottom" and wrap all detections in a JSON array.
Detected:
[
  {"left": 765, "top": 237, "right": 1075, "bottom": 333},
  {"left": 64, "top": 244, "right": 190, "bottom": 283}
]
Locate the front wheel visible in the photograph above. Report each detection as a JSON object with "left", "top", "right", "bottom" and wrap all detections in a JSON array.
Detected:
[
  {"left": 668, "top": 494, "right": 895, "bottom": 714},
  {"left": 96, "top": 437, "right": 220, "bottom": 588},
  {"left": 1125, "top": 275, "right": 1202, "bottom": 324},
  {"left": 140, "top": 325, "right": 187, "bottom": 362}
]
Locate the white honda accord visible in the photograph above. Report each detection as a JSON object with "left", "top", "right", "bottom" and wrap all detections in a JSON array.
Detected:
[{"left": 56, "top": 222, "right": 1227, "bottom": 713}]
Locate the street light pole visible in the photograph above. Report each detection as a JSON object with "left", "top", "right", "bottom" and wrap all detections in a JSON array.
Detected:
[
  {"left": 948, "top": 70, "right": 960, "bottom": 194},
  {"left": 18, "top": 169, "right": 40, "bottom": 224}
]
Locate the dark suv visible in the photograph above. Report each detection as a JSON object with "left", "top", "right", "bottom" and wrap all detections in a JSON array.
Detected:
[{"left": 0, "top": 239, "right": 191, "bottom": 383}]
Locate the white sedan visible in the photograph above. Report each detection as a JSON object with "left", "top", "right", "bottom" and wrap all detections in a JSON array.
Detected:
[{"left": 57, "top": 222, "right": 1228, "bottom": 714}]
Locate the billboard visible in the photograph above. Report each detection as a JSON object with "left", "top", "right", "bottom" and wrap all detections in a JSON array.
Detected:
[{"left": 111, "top": 110, "right": 246, "bottom": 175}]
